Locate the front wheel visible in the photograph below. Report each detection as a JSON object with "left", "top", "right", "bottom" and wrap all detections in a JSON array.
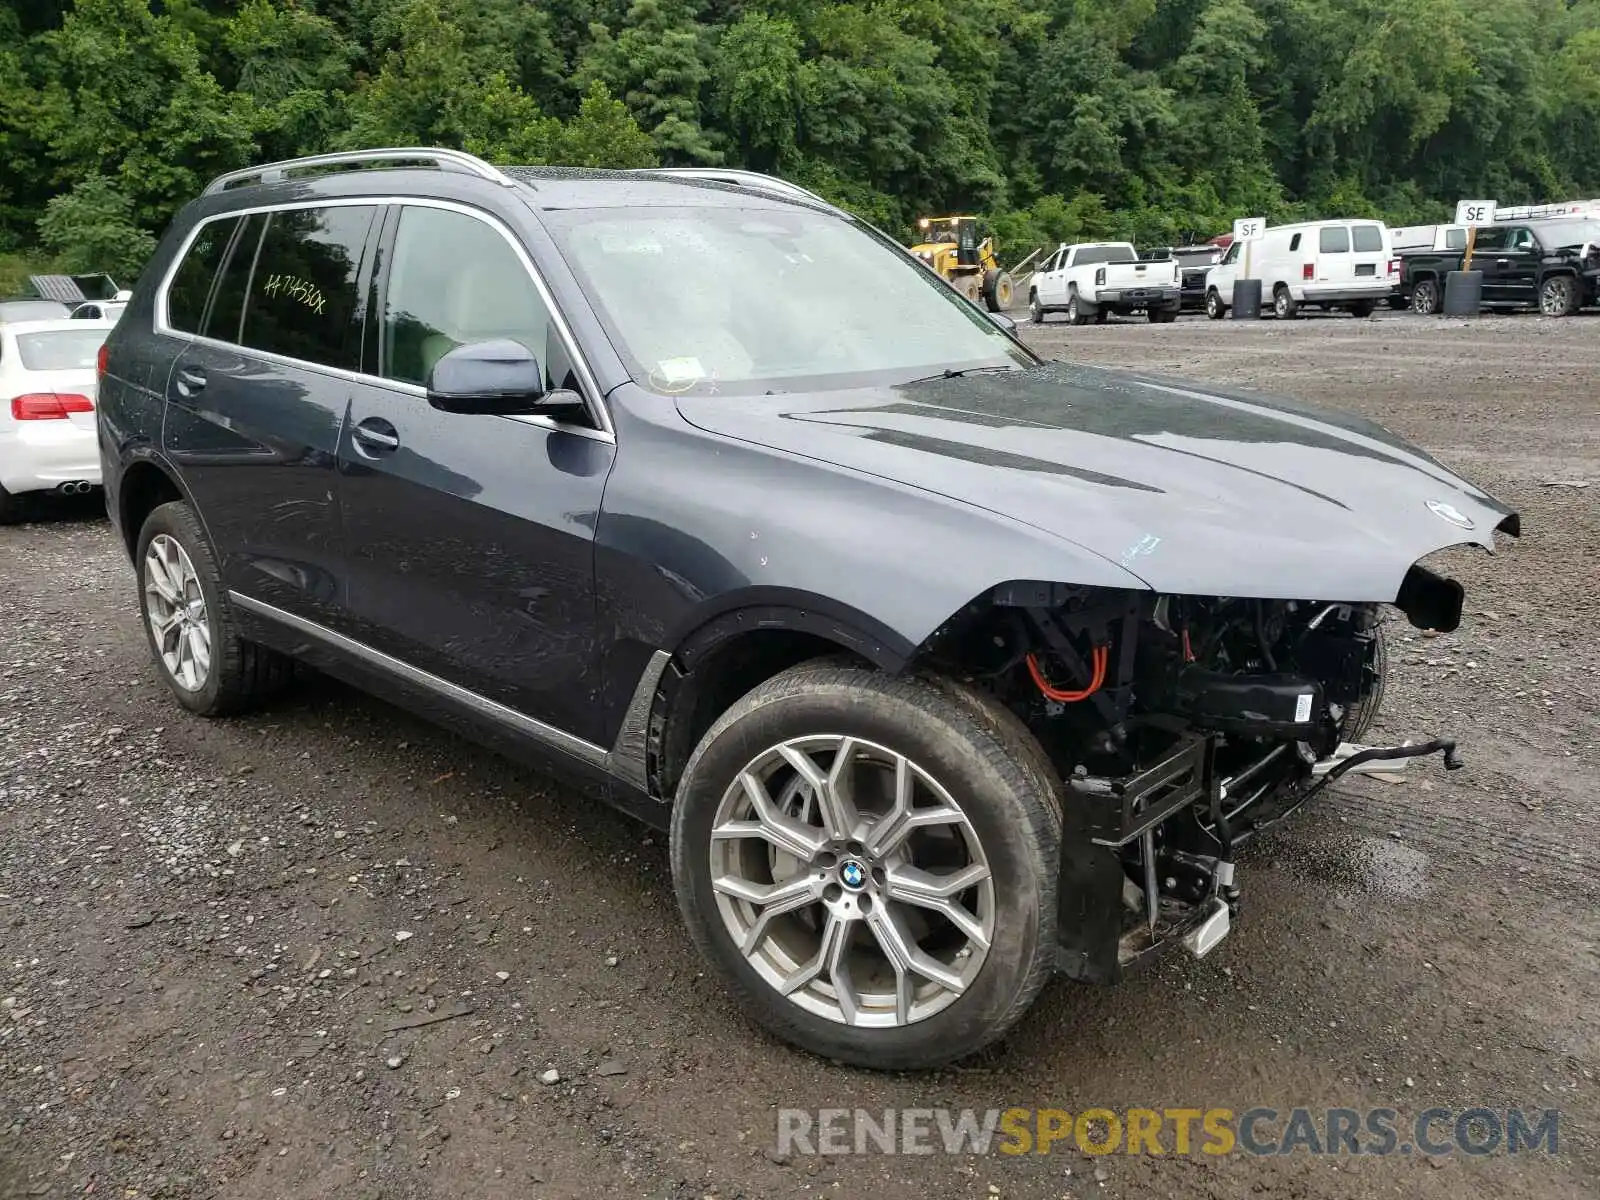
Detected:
[
  {"left": 669, "top": 661, "right": 1062, "bottom": 1070},
  {"left": 1540, "top": 274, "right": 1578, "bottom": 317},
  {"left": 983, "top": 269, "right": 1014, "bottom": 312},
  {"left": 1030, "top": 292, "right": 1045, "bottom": 324},
  {"left": 1148, "top": 306, "right": 1178, "bottom": 324}
]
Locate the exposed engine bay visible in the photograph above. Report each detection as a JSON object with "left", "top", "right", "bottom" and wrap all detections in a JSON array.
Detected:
[{"left": 923, "top": 565, "right": 1469, "bottom": 982}]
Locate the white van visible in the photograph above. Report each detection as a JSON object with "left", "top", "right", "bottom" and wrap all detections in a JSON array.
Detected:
[{"left": 1204, "top": 219, "right": 1397, "bottom": 319}]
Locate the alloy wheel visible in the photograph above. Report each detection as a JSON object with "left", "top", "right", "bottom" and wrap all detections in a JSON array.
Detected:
[
  {"left": 144, "top": 534, "right": 212, "bottom": 691},
  {"left": 1540, "top": 278, "right": 1571, "bottom": 317},
  {"left": 708, "top": 735, "right": 995, "bottom": 1028}
]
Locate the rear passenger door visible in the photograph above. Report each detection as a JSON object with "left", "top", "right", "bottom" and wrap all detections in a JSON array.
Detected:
[
  {"left": 1315, "top": 225, "right": 1352, "bottom": 288},
  {"left": 335, "top": 201, "right": 616, "bottom": 747},
  {"left": 162, "top": 203, "right": 378, "bottom": 627},
  {"left": 1472, "top": 228, "right": 1516, "bottom": 302}
]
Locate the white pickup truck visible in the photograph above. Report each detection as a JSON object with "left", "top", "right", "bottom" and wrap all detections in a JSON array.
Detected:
[{"left": 1029, "top": 242, "right": 1182, "bottom": 325}]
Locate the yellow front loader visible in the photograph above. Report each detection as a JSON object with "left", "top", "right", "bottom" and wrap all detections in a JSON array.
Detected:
[{"left": 908, "top": 216, "right": 1015, "bottom": 312}]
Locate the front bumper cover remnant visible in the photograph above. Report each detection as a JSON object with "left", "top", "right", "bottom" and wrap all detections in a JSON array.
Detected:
[{"left": 1053, "top": 734, "right": 1464, "bottom": 985}]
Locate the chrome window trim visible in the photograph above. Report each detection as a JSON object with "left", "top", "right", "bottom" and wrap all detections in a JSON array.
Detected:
[{"left": 153, "top": 195, "right": 615, "bottom": 441}]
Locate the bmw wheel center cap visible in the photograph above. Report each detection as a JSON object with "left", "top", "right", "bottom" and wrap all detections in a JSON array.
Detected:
[{"left": 839, "top": 860, "right": 868, "bottom": 890}]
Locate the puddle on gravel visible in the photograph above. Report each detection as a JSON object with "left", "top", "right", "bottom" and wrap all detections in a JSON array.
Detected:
[{"left": 1262, "top": 831, "right": 1434, "bottom": 900}]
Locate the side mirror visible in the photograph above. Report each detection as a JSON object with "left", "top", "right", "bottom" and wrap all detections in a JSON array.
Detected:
[
  {"left": 426, "top": 339, "right": 581, "bottom": 418},
  {"left": 987, "top": 310, "right": 1018, "bottom": 336}
]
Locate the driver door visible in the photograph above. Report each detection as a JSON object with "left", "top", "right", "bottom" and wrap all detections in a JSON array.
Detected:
[{"left": 336, "top": 201, "right": 616, "bottom": 745}]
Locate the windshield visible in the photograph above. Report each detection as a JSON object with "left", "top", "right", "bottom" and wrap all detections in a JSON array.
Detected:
[
  {"left": 1536, "top": 219, "right": 1600, "bottom": 248},
  {"left": 16, "top": 327, "right": 108, "bottom": 371},
  {"left": 545, "top": 205, "right": 1032, "bottom": 396}
]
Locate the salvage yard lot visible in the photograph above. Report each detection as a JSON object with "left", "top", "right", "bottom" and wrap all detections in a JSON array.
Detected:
[{"left": 2, "top": 312, "right": 1596, "bottom": 1199}]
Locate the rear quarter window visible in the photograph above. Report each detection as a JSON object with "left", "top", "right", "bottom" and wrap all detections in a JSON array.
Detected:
[
  {"left": 166, "top": 217, "right": 239, "bottom": 334},
  {"left": 1352, "top": 224, "right": 1384, "bottom": 252},
  {"left": 1319, "top": 227, "right": 1351, "bottom": 253}
]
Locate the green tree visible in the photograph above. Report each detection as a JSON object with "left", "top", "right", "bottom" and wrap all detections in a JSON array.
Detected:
[
  {"left": 38, "top": 175, "right": 157, "bottom": 275},
  {"left": 34, "top": 0, "right": 254, "bottom": 227},
  {"left": 581, "top": 0, "right": 721, "bottom": 164},
  {"left": 551, "top": 80, "right": 659, "bottom": 166},
  {"left": 225, "top": 0, "right": 358, "bottom": 161}
]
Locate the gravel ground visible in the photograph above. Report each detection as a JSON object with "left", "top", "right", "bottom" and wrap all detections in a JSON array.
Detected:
[{"left": 2, "top": 310, "right": 1596, "bottom": 1199}]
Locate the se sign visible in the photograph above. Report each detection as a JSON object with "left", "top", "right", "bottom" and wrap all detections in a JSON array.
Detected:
[{"left": 1454, "top": 200, "right": 1497, "bottom": 226}]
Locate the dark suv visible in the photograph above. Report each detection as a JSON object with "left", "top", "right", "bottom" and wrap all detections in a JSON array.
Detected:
[{"left": 100, "top": 148, "right": 1518, "bottom": 1070}]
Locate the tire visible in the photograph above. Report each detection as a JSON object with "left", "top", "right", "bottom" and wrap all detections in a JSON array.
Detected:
[
  {"left": 1273, "top": 286, "right": 1298, "bottom": 320},
  {"left": 669, "top": 660, "right": 1063, "bottom": 1070},
  {"left": 1029, "top": 291, "right": 1045, "bottom": 324},
  {"left": 1539, "top": 274, "right": 1578, "bottom": 318},
  {"left": 983, "top": 269, "right": 1014, "bottom": 312},
  {"left": 135, "top": 501, "right": 293, "bottom": 717},
  {"left": 1148, "top": 306, "right": 1178, "bottom": 324},
  {"left": 1066, "top": 290, "right": 1088, "bottom": 326},
  {"left": 1411, "top": 278, "right": 1441, "bottom": 315},
  {"left": 1205, "top": 289, "right": 1227, "bottom": 320},
  {"left": 1349, "top": 300, "right": 1376, "bottom": 318},
  {"left": 1094, "top": 309, "right": 1109, "bottom": 324},
  {"left": 0, "top": 482, "right": 20, "bottom": 526},
  {"left": 1386, "top": 295, "right": 1408, "bottom": 311}
]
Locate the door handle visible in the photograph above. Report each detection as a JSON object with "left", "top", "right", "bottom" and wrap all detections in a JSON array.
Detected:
[
  {"left": 175, "top": 367, "right": 207, "bottom": 398},
  {"left": 352, "top": 417, "right": 400, "bottom": 454}
]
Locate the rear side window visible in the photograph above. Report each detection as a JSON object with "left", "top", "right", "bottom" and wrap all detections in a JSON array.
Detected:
[
  {"left": 1474, "top": 228, "right": 1508, "bottom": 251},
  {"left": 1352, "top": 224, "right": 1384, "bottom": 252},
  {"left": 1319, "top": 227, "right": 1350, "bottom": 253},
  {"left": 166, "top": 217, "right": 239, "bottom": 333},
  {"left": 1445, "top": 228, "right": 1467, "bottom": 250},
  {"left": 237, "top": 205, "right": 377, "bottom": 371},
  {"left": 380, "top": 205, "right": 557, "bottom": 389}
]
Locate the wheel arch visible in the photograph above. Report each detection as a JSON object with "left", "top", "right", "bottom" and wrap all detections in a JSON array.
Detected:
[
  {"left": 646, "top": 592, "right": 917, "bottom": 801},
  {"left": 116, "top": 454, "right": 190, "bottom": 561}
]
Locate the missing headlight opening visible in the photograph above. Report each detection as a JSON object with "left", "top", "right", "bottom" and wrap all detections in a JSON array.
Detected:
[{"left": 919, "top": 580, "right": 1464, "bottom": 984}]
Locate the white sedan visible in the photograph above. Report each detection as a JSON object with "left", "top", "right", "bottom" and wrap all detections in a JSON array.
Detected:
[{"left": 0, "top": 317, "right": 116, "bottom": 522}]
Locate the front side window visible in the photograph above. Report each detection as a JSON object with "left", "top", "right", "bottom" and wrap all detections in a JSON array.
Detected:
[
  {"left": 1221, "top": 241, "right": 1241, "bottom": 265},
  {"left": 236, "top": 205, "right": 376, "bottom": 370},
  {"left": 1352, "top": 224, "right": 1384, "bottom": 252},
  {"left": 1319, "top": 226, "right": 1350, "bottom": 253},
  {"left": 546, "top": 205, "right": 1031, "bottom": 396},
  {"left": 165, "top": 217, "right": 238, "bottom": 334},
  {"left": 381, "top": 205, "right": 557, "bottom": 390}
]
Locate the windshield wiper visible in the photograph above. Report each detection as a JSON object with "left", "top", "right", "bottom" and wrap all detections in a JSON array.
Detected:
[{"left": 899, "top": 364, "right": 1021, "bottom": 387}]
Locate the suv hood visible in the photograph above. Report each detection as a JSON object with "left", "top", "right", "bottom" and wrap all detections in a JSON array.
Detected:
[{"left": 674, "top": 361, "right": 1519, "bottom": 602}]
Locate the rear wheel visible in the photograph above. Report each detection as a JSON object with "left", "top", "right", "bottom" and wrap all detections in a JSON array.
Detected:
[
  {"left": 1539, "top": 274, "right": 1578, "bottom": 317},
  {"left": 1066, "top": 291, "right": 1088, "bottom": 326},
  {"left": 1148, "top": 306, "right": 1178, "bottom": 324},
  {"left": 1349, "top": 300, "right": 1376, "bottom": 318},
  {"left": 136, "top": 501, "right": 294, "bottom": 716},
  {"left": 0, "top": 483, "right": 19, "bottom": 526},
  {"left": 1411, "top": 278, "right": 1441, "bottom": 315},
  {"left": 1205, "top": 289, "right": 1227, "bottom": 320},
  {"left": 1273, "top": 286, "right": 1299, "bottom": 320},
  {"left": 669, "top": 661, "right": 1062, "bottom": 1070}
]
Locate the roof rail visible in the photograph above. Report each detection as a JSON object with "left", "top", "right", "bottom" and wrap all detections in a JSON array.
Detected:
[
  {"left": 627, "top": 167, "right": 833, "bottom": 208},
  {"left": 203, "top": 147, "right": 512, "bottom": 196}
]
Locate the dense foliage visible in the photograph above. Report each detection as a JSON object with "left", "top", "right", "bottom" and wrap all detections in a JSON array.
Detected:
[{"left": 4, "top": 0, "right": 1600, "bottom": 275}]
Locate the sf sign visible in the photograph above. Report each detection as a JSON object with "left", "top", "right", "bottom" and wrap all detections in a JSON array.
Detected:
[{"left": 1233, "top": 217, "right": 1266, "bottom": 242}]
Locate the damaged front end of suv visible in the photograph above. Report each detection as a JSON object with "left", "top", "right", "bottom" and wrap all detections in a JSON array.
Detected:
[{"left": 921, "top": 552, "right": 1498, "bottom": 982}]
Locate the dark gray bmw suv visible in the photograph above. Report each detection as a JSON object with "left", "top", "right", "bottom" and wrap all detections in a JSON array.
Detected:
[{"left": 99, "top": 147, "right": 1518, "bottom": 1070}]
